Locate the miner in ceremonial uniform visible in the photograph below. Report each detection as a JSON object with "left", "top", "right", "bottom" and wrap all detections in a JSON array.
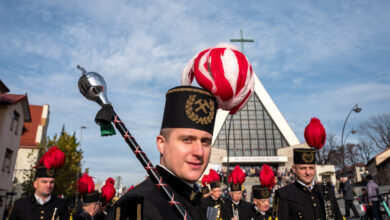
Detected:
[
  {"left": 201, "top": 174, "right": 211, "bottom": 199},
  {"left": 95, "top": 177, "right": 116, "bottom": 220},
  {"left": 273, "top": 118, "right": 343, "bottom": 220},
  {"left": 201, "top": 169, "right": 226, "bottom": 220},
  {"left": 75, "top": 173, "right": 101, "bottom": 220},
  {"left": 249, "top": 164, "right": 275, "bottom": 220},
  {"left": 221, "top": 165, "right": 252, "bottom": 220},
  {"left": 106, "top": 45, "right": 255, "bottom": 220},
  {"left": 8, "top": 147, "right": 70, "bottom": 220}
]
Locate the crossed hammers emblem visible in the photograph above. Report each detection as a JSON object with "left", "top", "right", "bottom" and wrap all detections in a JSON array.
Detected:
[{"left": 194, "top": 99, "right": 210, "bottom": 114}]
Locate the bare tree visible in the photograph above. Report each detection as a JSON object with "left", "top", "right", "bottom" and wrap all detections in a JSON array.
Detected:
[
  {"left": 344, "top": 143, "right": 360, "bottom": 166},
  {"left": 316, "top": 132, "right": 342, "bottom": 166},
  {"left": 355, "top": 140, "right": 376, "bottom": 164},
  {"left": 359, "top": 113, "right": 390, "bottom": 151}
]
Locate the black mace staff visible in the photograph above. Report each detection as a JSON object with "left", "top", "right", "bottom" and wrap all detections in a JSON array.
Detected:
[{"left": 76, "top": 65, "right": 191, "bottom": 220}]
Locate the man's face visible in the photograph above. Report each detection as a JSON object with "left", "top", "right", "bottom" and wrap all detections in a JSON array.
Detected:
[
  {"left": 33, "top": 177, "right": 55, "bottom": 197},
  {"left": 210, "top": 187, "right": 222, "bottom": 199},
  {"left": 230, "top": 191, "right": 242, "bottom": 203},
  {"left": 157, "top": 128, "right": 212, "bottom": 183},
  {"left": 292, "top": 164, "right": 316, "bottom": 185},
  {"left": 254, "top": 198, "right": 270, "bottom": 212}
]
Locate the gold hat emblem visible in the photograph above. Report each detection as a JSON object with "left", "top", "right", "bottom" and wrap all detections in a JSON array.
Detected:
[
  {"left": 261, "top": 189, "right": 270, "bottom": 198},
  {"left": 302, "top": 151, "right": 314, "bottom": 163},
  {"left": 185, "top": 95, "right": 215, "bottom": 125},
  {"left": 46, "top": 168, "right": 55, "bottom": 177}
]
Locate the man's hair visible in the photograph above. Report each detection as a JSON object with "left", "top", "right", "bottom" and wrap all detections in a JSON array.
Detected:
[{"left": 159, "top": 128, "right": 173, "bottom": 141}]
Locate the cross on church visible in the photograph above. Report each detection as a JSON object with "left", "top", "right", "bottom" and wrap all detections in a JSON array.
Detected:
[{"left": 230, "top": 29, "right": 254, "bottom": 54}]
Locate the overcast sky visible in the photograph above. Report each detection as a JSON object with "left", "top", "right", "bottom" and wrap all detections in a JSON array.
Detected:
[{"left": 1, "top": 0, "right": 390, "bottom": 186}]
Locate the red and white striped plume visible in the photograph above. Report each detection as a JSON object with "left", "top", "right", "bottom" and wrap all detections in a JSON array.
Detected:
[{"left": 181, "top": 44, "right": 255, "bottom": 114}]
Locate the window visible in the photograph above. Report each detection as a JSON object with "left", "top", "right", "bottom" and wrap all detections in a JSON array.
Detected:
[
  {"left": 10, "top": 110, "right": 20, "bottom": 134},
  {"left": 2, "top": 148, "right": 13, "bottom": 173}
]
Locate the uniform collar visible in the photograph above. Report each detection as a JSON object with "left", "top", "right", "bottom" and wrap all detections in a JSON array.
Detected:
[
  {"left": 34, "top": 193, "right": 51, "bottom": 205},
  {"left": 295, "top": 178, "right": 315, "bottom": 190},
  {"left": 156, "top": 165, "right": 202, "bottom": 205},
  {"left": 254, "top": 205, "right": 266, "bottom": 215}
]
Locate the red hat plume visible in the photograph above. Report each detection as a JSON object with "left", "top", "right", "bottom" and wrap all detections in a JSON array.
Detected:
[
  {"left": 228, "top": 165, "right": 246, "bottom": 184},
  {"left": 208, "top": 169, "right": 220, "bottom": 182},
  {"left": 37, "top": 146, "right": 66, "bottom": 169},
  {"left": 181, "top": 44, "right": 255, "bottom": 114},
  {"left": 304, "top": 117, "right": 326, "bottom": 149},
  {"left": 77, "top": 173, "right": 95, "bottom": 195},
  {"left": 101, "top": 177, "right": 116, "bottom": 203},
  {"left": 201, "top": 174, "right": 210, "bottom": 187},
  {"left": 260, "top": 165, "right": 275, "bottom": 189}
]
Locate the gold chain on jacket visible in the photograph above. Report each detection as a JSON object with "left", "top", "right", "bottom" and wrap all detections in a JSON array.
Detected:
[{"left": 322, "top": 178, "right": 335, "bottom": 220}]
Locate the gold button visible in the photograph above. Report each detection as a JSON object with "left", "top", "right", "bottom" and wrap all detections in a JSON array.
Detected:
[
  {"left": 41, "top": 210, "right": 44, "bottom": 214},
  {"left": 313, "top": 203, "right": 317, "bottom": 207},
  {"left": 40, "top": 217, "right": 44, "bottom": 219},
  {"left": 311, "top": 196, "right": 314, "bottom": 199},
  {"left": 303, "top": 188, "right": 306, "bottom": 191}
]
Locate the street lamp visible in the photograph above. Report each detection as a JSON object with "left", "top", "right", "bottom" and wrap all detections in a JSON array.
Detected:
[
  {"left": 75, "top": 125, "right": 86, "bottom": 205},
  {"left": 343, "top": 129, "right": 357, "bottom": 147},
  {"left": 341, "top": 104, "right": 362, "bottom": 168}
]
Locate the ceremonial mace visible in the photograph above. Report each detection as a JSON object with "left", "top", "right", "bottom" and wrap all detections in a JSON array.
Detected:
[{"left": 76, "top": 65, "right": 191, "bottom": 220}]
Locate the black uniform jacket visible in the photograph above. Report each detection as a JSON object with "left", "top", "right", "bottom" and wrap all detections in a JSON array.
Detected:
[
  {"left": 74, "top": 210, "right": 93, "bottom": 220},
  {"left": 274, "top": 181, "right": 342, "bottom": 220},
  {"left": 106, "top": 165, "right": 206, "bottom": 220},
  {"left": 221, "top": 199, "right": 252, "bottom": 220},
  {"left": 8, "top": 195, "right": 69, "bottom": 220},
  {"left": 248, "top": 204, "right": 271, "bottom": 220},
  {"left": 200, "top": 196, "right": 225, "bottom": 219}
]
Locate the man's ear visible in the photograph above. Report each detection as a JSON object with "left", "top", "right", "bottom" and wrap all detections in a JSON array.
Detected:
[
  {"left": 156, "top": 135, "right": 166, "bottom": 156},
  {"left": 291, "top": 164, "right": 296, "bottom": 174},
  {"left": 33, "top": 180, "right": 38, "bottom": 189}
]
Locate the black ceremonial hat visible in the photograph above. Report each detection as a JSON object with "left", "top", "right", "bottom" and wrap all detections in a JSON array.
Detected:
[
  {"left": 293, "top": 148, "right": 316, "bottom": 165},
  {"left": 35, "top": 166, "right": 57, "bottom": 178},
  {"left": 83, "top": 191, "right": 100, "bottom": 203},
  {"left": 161, "top": 86, "right": 217, "bottom": 135},
  {"left": 252, "top": 185, "right": 271, "bottom": 199},
  {"left": 200, "top": 186, "right": 210, "bottom": 194}
]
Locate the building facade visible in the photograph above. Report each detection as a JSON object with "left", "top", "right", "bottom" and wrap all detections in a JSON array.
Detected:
[
  {"left": 0, "top": 80, "right": 31, "bottom": 219},
  {"left": 12, "top": 104, "right": 50, "bottom": 200}
]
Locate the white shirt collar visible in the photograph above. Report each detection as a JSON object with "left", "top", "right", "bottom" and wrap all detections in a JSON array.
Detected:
[
  {"left": 232, "top": 200, "right": 240, "bottom": 205},
  {"left": 296, "top": 178, "right": 315, "bottom": 190},
  {"left": 254, "top": 205, "right": 265, "bottom": 215},
  {"left": 34, "top": 193, "right": 51, "bottom": 205}
]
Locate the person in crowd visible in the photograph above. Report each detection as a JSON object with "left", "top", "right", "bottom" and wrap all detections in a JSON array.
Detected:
[
  {"left": 367, "top": 175, "right": 382, "bottom": 220},
  {"left": 8, "top": 147, "right": 70, "bottom": 220},
  {"left": 340, "top": 174, "right": 360, "bottom": 218}
]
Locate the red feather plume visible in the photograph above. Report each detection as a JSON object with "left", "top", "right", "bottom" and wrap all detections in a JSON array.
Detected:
[
  {"left": 37, "top": 146, "right": 66, "bottom": 169},
  {"left": 228, "top": 165, "right": 246, "bottom": 184},
  {"left": 304, "top": 117, "right": 326, "bottom": 149},
  {"left": 208, "top": 169, "right": 220, "bottom": 182},
  {"left": 77, "top": 173, "right": 95, "bottom": 195},
  {"left": 201, "top": 174, "right": 210, "bottom": 187},
  {"left": 101, "top": 177, "right": 116, "bottom": 203},
  {"left": 260, "top": 164, "right": 275, "bottom": 189}
]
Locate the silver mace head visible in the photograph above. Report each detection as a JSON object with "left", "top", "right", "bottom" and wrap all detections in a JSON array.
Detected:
[{"left": 77, "top": 65, "right": 110, "bottom": 106}]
